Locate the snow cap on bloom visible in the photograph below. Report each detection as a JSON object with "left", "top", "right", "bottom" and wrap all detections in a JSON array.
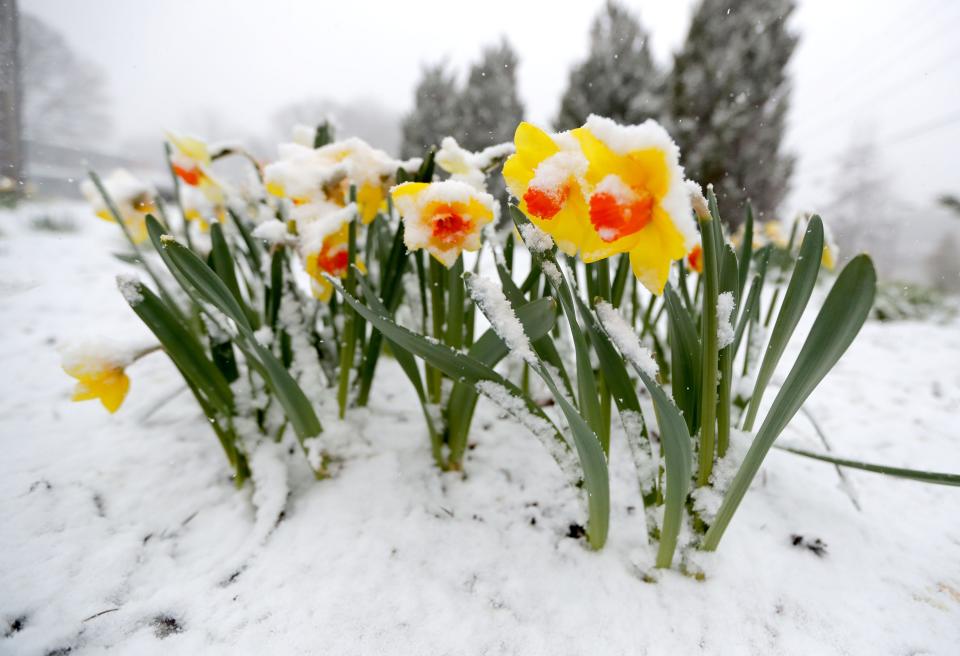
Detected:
[
  {"left": 167, "top": 131, "right": 227, "bottom": 209},
  {"left": 391, "top": 180, "right": 495, "bottom": 268},
  {"left": 299, "top": 203, "right": 363, "bottom": 302},
  {"left": 572, "top": 114, "right": 696, "bottom": 294},
  {"left": 503, "top": 122, "right": 592, "bottom": 256},
  {"left": 437, "top": 136, "right": 514, "bottom": 191},
  {"left": 61, "top": 344, "right": 132, "bottom": 413},
  {"left": 79, "top": 169, "right": 156, "bottom": 244},
  {"left": 180, "top": 184, "right": 225, "bottom": 232},
  {"left": 265, "top": 137, "right": 412, "bottom": 224}
]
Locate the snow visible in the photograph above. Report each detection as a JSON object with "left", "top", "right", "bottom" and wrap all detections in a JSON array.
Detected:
[
  {"left": 529, "top": 151, "right": 588, "bottom": 192},
  {"left": 116, "top": 274, "right": 143, "bottom": 306},
  {"left": 717, "top": 291, "right": 735, "bottom": 349},
  {"left": 465, "top": 275, "right": 534, "bottom": 363},
  {"left": 518, "top": 222, "right": 554, "bottom": 253},
  {"left": 250, "top": 219, "right": 289, "bottom": 245},
  {"left": 595, "top": 301, "right": 659, "bottom": 379},
  {"left": 2, "top": 203, "right": 960, "bottom": 655}
]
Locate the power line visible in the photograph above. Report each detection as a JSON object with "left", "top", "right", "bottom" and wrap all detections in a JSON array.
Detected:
[
  {"left": 793, "top": 107, "right": 960, "bottom": 182},
  {"left": 792, "top": 42, "right": 960, "bottom": 141}
]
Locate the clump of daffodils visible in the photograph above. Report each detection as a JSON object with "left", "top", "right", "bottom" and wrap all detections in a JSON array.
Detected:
[
  {"left": 504, "top": 115, "right": 697, "bottom": 294},
  {"left": 79, "top": 169, "right": 157, "bottom": 244},
  {"left": 265, "top": 135, "right": 418, "bottom": 225}
]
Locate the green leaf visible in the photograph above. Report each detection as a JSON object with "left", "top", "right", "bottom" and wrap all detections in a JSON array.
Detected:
[
  {"left": 210, "top": 222, "right": 258, "bottom": 329},
  {"left": 446, "top": 295, "right": 559, "bottom": 466},
  {"left": 742, "top": 217, "right": 824, "bottom": 431},
  {"left": 738, "top": 205, "right": 754, "bottom": 300},
  {"left": 663, "top": 284, "right": 701, "bottom": 431},
  {"left": 125, "top": 283, "right": 233, "bottom": 412},
  {"left": 634, "top": 367, "right": 692, "bottom": 569},
  {"left": 775, "top": 444, "right": 960, "bottom": 487},
  {"left": 157, "top": 226, "right": 253, "bottom": 333},
  {"left": 703, "top": 254, "right": 876, "bottom": 550}
]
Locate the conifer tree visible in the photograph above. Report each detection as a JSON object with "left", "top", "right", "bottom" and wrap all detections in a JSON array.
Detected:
[
  {"left": 555, "top": 0, "right": 662, "bottom": 130},
  {"left": 400, "top": 63, "right": 461, "bottom": 158},
  {"left": 667, "top": 0, "right": 797, "bottom": 226},
  {"left": 456, "top": 38, "right": 524, "bottom": 151}
]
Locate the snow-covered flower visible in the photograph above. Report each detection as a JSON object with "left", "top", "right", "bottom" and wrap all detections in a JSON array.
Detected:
[
  {"left": 167, "top": 132, "right": 226, "bottom": 207},
  {"left": 502, "top": 121, "right": 592, "bottom": 257},
  {"left": 572, "top": 115, "right": 696, "bottom": 295},
  {"left": 61, "top": 349, "right": 131, "bottom": 414},
  {"left": 391, "top": 180, "right": 495, "bottom": 267},
  {"left": 763, "top": 220, "right": 788, "bottom": 248},
  {"left": 299, "top": 204, "right": 363, "bottom": 302},
  {"left": 265, "top": 137, "right": 412, "bottom": 225},
  {"left": 436, "top": 136, "right": 513, "bottom": 190},
  {"left": 79, "top": 169, "right": 157, "bottom": 244}
]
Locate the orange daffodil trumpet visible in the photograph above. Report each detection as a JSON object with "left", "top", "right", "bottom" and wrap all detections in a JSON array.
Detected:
[
  {"left": 391, "top": 180, "right": 496, "bottom": 268},
  {"left": 504, "top": 115, "right": 698, "bottom": 295},
  {"left": 61, "top": 346, "right": 132, "bottom": 413},
  {"left": 79, "top": 169, "right": 157, "bottom": 244}
]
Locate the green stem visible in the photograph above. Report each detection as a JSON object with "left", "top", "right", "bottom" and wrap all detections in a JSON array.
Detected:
[
  {"left": 337, "top": 192, "right": 360, "bottom": 418},
  {"left": 427, "top": 256, "right": 446, "bottom": 404},
  {"left": 697, "top": 215, "right": 720, "bottom": 487}
]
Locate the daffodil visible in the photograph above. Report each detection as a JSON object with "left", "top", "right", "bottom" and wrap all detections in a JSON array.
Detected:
[
  {"left": 299, "top": 204, "right": 364, "bottom": 301},
  {"left": 62, "top": 351, "right": 131, "bottom": 413},
  {"left": 265, "top": 137, "right": 413, "bottom": 225},
  {"left": 180, "top": 184, "right": 226, "bottom": 233},
  {"left": 391, "top": 181, "right": 495, "bottom": 268},
  {"left": 167, "top": 132, "right": 227, "bottom": 209},
  {"left": 571, "top": 115, "right": 697, "bottom": 294},
  {"left": 79, "top": 169, "right": 156, "bottom": 244},
  {"left": 503, "top": 122, "right": 592, "bottom": 256}
]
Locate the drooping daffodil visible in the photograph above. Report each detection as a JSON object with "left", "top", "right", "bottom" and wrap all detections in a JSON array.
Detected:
[{"left": 62, "top": 348, "right": 131, "bottom": 414}]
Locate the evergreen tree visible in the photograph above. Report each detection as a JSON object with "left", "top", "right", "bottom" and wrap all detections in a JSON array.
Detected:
[
  {"left": 667, "top": 0, "right": 797, "bottom": 226},
  {"left": 555, "top": 0, "right": 661, "bottom": 131},
  {"left": 400, "top": 63, "right": 461, "bottom": 158},
  {"left": 456, "top": 38, "right": 524, "bottom": 151}
]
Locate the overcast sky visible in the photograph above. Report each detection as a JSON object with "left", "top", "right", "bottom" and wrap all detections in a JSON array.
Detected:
[{"left": 23, "top": 0, "right": 960, "bottom": 216}]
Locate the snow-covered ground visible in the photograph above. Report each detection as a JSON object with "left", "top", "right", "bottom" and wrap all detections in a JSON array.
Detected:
[{"left": 2, "top": 204, "right": 959, "bottom": 655}]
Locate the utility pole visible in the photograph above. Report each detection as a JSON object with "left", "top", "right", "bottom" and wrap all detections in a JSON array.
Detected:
[{"left": 0, "top": 0, "right": 23, "bottom": 200}]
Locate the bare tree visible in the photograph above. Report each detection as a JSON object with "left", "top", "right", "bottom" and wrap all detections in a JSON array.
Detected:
[{"left": 19, "top": 12, "right": 111, "bottom": 148}]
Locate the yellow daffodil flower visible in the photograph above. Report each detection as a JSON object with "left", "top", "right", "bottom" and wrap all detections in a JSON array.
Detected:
[
  {"left": 299, "top": 205, "right": 365, "bottom": 301},
  {"left": 79, "top": 169, "right": 156, "bottom": 244},
  {"left": 167, "top": 132, "right": 227, "bottom": 210},
  {"left": 503, "top": 122, "right": 592, "bottom": 256},
  {"left": 63, "top": 355, "right": 130, "bottom": 413},
  {"left": 391, "top": 181, "right": 495, "bottom": 268},
  {"left": 572, "top": 115, "right": 696, "bottom": 294},
  {"left": 504, "top": 116, "right": 695, "bottom": 294}
]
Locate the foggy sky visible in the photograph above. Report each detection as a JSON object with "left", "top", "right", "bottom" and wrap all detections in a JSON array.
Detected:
[{"left": 22, "top": 0, "right": 960, "bottom": 216}]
